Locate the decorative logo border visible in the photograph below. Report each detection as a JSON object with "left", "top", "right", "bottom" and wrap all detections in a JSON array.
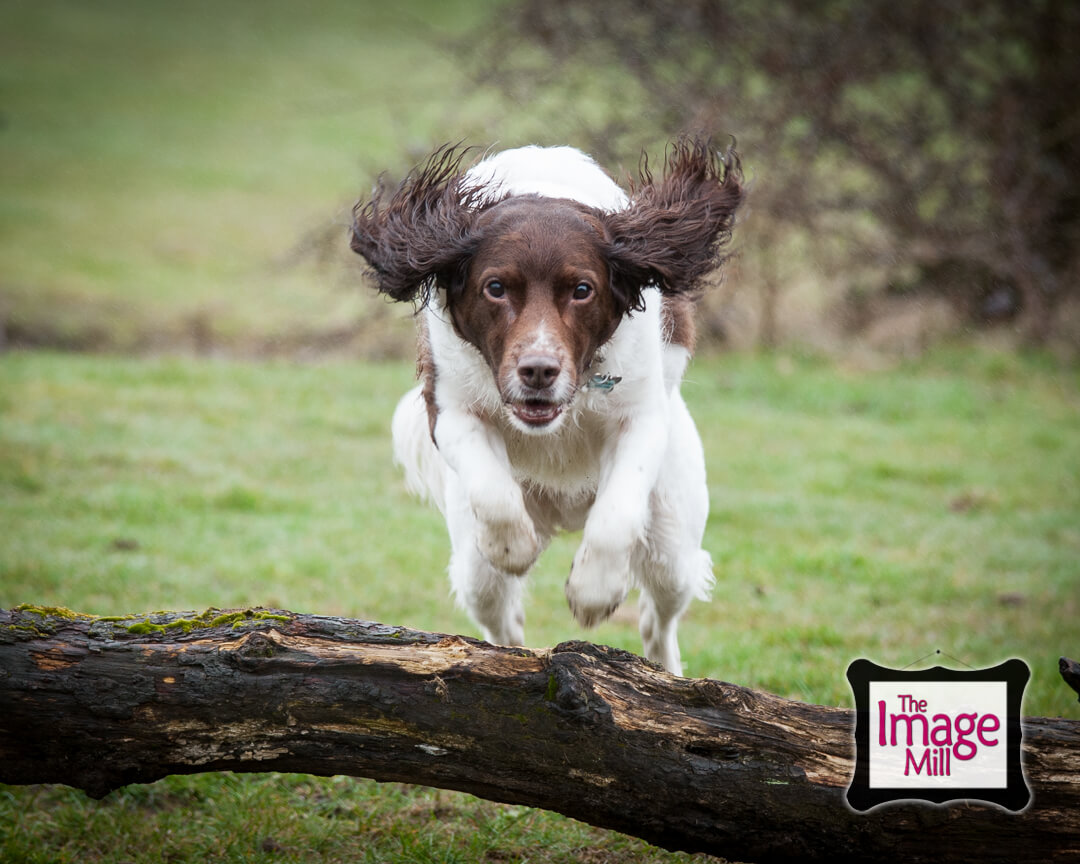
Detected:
[{"left": 846, "top": 658, "right": 1031, "bottom": 812}]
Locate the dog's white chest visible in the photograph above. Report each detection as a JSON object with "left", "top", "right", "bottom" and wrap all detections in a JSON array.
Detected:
[{"left": 501, "top": 405, "right": 606, "bottom": 498}]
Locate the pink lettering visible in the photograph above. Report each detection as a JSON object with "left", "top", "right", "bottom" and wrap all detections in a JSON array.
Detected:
[
  {"left": 891, "top": 712, "right": 930, "bottom": 747},
  {"left": 929, "top": 713, "right": 953, "bottom": 747},
  {"left": 905, "top": 747, "right": 930, "bottom": 775},
  {"left": 977, "top": 713, "right": 1000, "bottom": 747},
  {"left": 880, "top": 699, "right": 998, "bottom": 762},
  {"left": 954, "top": 712, "right": 978, "bottom": 760}
]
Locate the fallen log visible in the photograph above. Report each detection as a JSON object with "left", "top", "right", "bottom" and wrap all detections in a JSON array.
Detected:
[{"left": 0, "top": 606, "right": 1077, "bottom": 863}]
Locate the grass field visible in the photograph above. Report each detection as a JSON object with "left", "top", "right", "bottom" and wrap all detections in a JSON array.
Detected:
[
  {"left": 1, "top": 346, "right": 1078, "bottom": 862},
  {"left": 3, "top": 0, "right": 1079, "bottom": 861},
  {"left": 0, "top": 0, "right": 509, "bottom": 354}
]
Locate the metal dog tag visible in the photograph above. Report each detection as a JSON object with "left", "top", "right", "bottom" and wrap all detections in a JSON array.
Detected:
[{"left": 586, "top": 374, "right": 622, "bottom": 392}]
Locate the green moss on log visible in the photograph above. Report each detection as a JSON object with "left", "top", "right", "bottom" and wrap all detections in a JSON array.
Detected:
[
  {"left": 5, "top": 606, "right": 293, "bottom": 639},
  {"left": 13, "top": 605, "right": 94, "bottom": 621}
]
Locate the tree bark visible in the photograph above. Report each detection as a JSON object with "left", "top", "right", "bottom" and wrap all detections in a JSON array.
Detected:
[{"left": 1, "top": 606, "right": 1078, "bottom": 863}]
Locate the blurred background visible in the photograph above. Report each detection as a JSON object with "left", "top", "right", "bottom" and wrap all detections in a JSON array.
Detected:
[{"left": 4, "top": 0, "right": 1078, "bottom": 361}]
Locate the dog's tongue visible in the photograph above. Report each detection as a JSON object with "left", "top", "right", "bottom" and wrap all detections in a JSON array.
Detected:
[{"left": 513, "top": 399, "right": 562, "bottom": 426}]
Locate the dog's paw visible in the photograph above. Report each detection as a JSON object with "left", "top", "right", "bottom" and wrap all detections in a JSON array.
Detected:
[
  {"left": 565, "top": 542, "right": 630, "bottom": 627},
  {"left": 472, "top": 497, "right": 540, "bottom": 575}
]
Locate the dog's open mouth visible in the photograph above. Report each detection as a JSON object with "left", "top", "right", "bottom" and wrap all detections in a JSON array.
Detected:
[{"left": 511, "top": 398, "right": 563, "bottom": 427}]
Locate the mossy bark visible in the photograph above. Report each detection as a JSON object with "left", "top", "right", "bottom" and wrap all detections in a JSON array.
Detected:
[{"left": 1, "top": 606, "right": 1078, "bottom": 863}]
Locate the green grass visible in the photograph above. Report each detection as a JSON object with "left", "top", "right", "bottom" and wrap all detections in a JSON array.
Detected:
[
  {"left": 1, "top": 775, "right": 683, "bottom": 864},
  {"left": 0, "top": 0, "right": 507, "bottom": 353},
  {"left": 0, "top": 354, "right": 446, "bottom": 625},
  {"left": 1, "top": 346, "right": 1078, "bottom": 862}
]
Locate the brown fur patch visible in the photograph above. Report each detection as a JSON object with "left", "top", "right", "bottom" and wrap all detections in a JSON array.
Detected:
[
  {"left": 661, "top": 294, "right": 697, "bottom": 352},
  {"left": 415, "top": 316, "right": 439, "bottom": 442}
]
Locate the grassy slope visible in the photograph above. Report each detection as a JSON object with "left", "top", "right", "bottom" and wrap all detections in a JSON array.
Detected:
[
  {"left": 1, "top": 347, "right": 1078, "bottom": 862},
  {"left": 0, "top": 0, "right": 503, "bottom": 352}
]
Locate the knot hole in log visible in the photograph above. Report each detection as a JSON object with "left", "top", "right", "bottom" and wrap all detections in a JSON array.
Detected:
[{"left": 224, "top": 630, "right": 285, "bottom": 669}]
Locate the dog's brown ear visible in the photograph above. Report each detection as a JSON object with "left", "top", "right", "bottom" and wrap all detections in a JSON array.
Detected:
[
  {"left": 603, "top": 137, "right": 745, "bottom": 312},
  {"left": 350, "top": 145, "right": 481, "bottom": 304}
]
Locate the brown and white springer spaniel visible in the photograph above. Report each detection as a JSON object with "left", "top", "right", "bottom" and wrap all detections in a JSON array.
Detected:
[{"left": 350, "top": 138, "right": 744, "bottom": 674}]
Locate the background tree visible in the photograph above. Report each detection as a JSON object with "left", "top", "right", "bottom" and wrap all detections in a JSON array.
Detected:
[{"left": 466, "top": 0, "right": 1080, "bottom": 348}]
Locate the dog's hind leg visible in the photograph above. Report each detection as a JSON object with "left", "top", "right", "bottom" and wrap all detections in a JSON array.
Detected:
[
  {"left": 637, "top": 391, "right": 714, "bottom": 675},
  {"left": 452, "top": 550, "right": 526, "bottom": 647},
  {"left": 444, "top": 472, "right": 529, "bottom": 647},
  {"left": 638, "top": 548, "right": 712, "bottom": 675}
]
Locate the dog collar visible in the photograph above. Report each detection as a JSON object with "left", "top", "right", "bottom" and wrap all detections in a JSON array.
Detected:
[{"left": 585, "top": 373, "right": 622, "bottom": 392}]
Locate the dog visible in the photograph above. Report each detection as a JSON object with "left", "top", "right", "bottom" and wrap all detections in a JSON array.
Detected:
[{"left": 350, "top": 138, "right": 744, "bottom": 674}]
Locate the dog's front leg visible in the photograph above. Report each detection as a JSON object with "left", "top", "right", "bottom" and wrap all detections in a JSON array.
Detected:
[
  {"left": 566, "top": 408, "right": 668, "bottom": 626},
  {"left": 435, "top": 408, "right": 540, "bottom": 575}
]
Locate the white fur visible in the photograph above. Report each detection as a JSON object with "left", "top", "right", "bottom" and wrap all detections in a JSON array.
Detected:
[
  {"left": 464, "top": 145, "right": 630, "bottom": 212},
  {"left": 391, "top": 146, "right": 713, "bottom": 675}
]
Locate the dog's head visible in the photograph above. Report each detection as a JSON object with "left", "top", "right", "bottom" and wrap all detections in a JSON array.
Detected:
[{"left": 350, "top": 138, "right": 744, "bottom": 434}]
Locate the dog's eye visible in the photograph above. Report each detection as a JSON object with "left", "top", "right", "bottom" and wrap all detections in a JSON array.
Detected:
[
  {"left": 572, "top": 282, "right": 593, "bottom": 301},
  {"left": 485, "top": 280, "right": 506, "bottom": 299}
]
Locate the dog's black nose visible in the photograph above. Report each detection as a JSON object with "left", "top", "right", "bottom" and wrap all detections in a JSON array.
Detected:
[{"left": 517, "top": 354, "right": 561, "bottom": 390}]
